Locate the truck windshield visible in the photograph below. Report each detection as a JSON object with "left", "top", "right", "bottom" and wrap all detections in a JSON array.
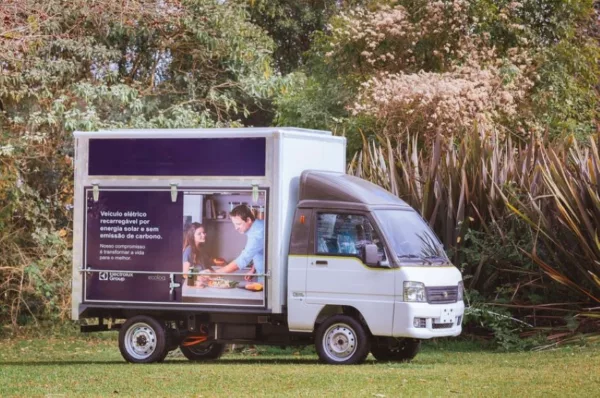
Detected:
[{"left": 375, "top": 210, "right": 447, "bottom": 263}]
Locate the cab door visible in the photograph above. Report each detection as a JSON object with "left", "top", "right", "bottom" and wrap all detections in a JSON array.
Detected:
[
  {"left": 286, "top": 208, "right": 314, "bottom": 331},
  {"left": 305, "top": 211, "right": 396, "bottom": 336}
]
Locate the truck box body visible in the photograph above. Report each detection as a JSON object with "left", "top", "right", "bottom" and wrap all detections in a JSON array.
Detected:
[{"left": 72, "top": 128, "right": 345, "bottom": 319}]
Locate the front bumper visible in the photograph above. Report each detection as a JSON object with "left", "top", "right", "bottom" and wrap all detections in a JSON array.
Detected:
[{"left": 393, "top": 300, "right": 465, "bottom": 339}]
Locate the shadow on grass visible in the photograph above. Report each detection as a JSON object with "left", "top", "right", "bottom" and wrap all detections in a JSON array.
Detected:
[
  {"left": 193, "top": 358, "right": 322, "bottom": 365},
  {"left": 0, "top": 357, "right": 472, "bottom": 367},
  {"left": 422, "top": 339, "right": 496, "bottom": 353},
  {"left": 0, "top": 358, "right": 322, "bottom": 366},
  {"left": 0, "top": 360, "right": 128, "bottom": 366}
]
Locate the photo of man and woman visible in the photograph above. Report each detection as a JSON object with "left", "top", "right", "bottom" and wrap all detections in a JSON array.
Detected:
[{"left": 180, "top": 190, "right": 266, "bottom": 306}]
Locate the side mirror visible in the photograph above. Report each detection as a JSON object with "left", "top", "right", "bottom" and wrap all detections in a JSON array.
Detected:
[{"left": 362, "top": 244, "right": 379, "bottom": 266}]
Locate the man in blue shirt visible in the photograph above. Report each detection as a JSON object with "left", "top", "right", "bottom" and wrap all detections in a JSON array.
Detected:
[{"left": 218, "top": 205, "right": 265, "bottom": 282}]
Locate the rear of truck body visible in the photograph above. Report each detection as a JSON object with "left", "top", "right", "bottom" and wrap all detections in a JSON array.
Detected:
[{"left": 72, "top": 127, "right": 464, "bottom": 364}]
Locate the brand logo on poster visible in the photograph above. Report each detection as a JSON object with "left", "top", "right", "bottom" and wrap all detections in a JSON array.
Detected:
[
  {"left": 98, "top": 271, "right": 133, "bottom": 282},
  {"left": 109, "top": 272, "right": 133, "bottom": 282},
  {"left": 148, "top": 274, "right": 167, "bottom": 282}
]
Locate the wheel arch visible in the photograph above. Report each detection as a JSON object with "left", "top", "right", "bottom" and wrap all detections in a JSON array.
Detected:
[{"left": 314, "top": 305, "right": 373, "bottom": 336}]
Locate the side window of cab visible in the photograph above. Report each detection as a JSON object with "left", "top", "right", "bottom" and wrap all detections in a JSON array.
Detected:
[{"left": 315, "top": 213, "right": 387, "bottom": 264}]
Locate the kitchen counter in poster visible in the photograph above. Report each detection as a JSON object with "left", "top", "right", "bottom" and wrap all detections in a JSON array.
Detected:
[{"left": 181, "top": 269, "right": 265, "bottom": 306}]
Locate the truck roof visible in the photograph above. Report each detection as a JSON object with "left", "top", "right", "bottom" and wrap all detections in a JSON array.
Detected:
[
  {"left": 298, "top": 170, "right": 411, "bottom": 209},
  {"left": 73, "top": 127, "right": 332, "bottom": 139}
]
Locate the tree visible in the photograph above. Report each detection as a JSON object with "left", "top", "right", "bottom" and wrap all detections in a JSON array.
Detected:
[
  {"left": 242, "top": 0, "right": 365, "bottom": 74},
  {"left": 0, "top": 0, "right": 280, "bottom": 328},
  {"left": 276, "top": 0, "right": 599, "bottom": 143}
]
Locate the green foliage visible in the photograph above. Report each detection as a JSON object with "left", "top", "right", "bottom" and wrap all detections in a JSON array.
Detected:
[
  {"left": 243, "top": 0, "right": 362, "bottom": 74},
  {"left": 275, "top": 73, "right": 338, "bottom": 130},
  {"left": 297, "top": 6, "right": 600, "bottom": 345},
  {"left": 532, "top": 39, "right": 600, "bottom": 140},
  {"left": 459, "top": 226, "right": 538, "bottom": 300},
  {"left": 0, "top": 146, "right": 72, "bottom": 327},
  {"left": 274, "top": 72, "right": 350, "bottom": 130},
  {"left": 1, "top": 0, "right": 599, "bottom": 351},
  {"left": 463, "top": 290, "right": 536, "bottom": 351},
  {"left": 275, "top": 0, "right": 599, "bottom": 143},
  {"left": 0, "top": 0, "right": 281, "bottom": 329},
  {"left": 502, "top": 136, "right": 600, "bottom": 303},
  {"left": 1, "top": 0, "right": 280, "bottom": 130},
  {"left": 349, "top": 127, "right": 600, "bottom": 347}
]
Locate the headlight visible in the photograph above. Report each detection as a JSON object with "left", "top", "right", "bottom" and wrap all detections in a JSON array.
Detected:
[
  {"left": 403, "top": 281, "right": 426, "bottom": 302},
  {"left": 457, "top": 281, "right": 464, "bottom": 301}
]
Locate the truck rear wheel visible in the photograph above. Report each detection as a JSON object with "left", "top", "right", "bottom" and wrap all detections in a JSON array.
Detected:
[
  {"left": 179, "top": 342, "right": 225, "bottom": 361},
  {"left": 315, "top": 315, "right": 370, "bottom": 365},
  {"left": 370, "top": 338, "right": 421, "bottom": 362},
  {"left": 118, "top": 315, "right": 167, "bottom": 364}
]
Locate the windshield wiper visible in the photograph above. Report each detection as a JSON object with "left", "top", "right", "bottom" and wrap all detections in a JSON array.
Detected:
[
  {"left": 423, "top": 255, "right": 449, "bottom": 265},
  {"left": 397, "top": 254, "right": 432, "bottom": 265}
]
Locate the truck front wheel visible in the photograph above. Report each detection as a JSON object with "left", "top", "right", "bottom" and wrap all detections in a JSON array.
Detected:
[
  {"left": 315, "top": 315, "right": 370, "bottom": 365},
  {"left": 370, "top": 338, "right": 421, "bottom": 362},
  {"left": 179, "top": 342, "right": 225, "bottom": 361},
  {"left": 118, "top": 315, "right": 167, "bottom": 364}
]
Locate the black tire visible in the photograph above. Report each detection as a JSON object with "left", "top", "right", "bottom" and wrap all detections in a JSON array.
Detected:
[
  {"left": 118, "top": 315, "right": 167, "bottom": 364},
  {"left": 156, "top": 328, "right": 182, "bottom": 363},
  {"left": 371, "top": 338, "right": 421, "bottom": 362},
  {"left": 315, "top": 315, "right": 370, "bottom": 365},
  {"left": 179, "top": 342, "right": 225, "bottom": 361}
]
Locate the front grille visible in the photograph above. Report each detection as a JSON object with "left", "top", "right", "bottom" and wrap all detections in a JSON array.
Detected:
[
  {"left": 432, "top": 322, "right": 454, "bottom": 329},
  {"left": 426, "top": 286, "right": 458, "bottom": 304}
]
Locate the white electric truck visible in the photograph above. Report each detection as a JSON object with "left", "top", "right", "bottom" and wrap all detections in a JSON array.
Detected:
[{"left": 72, "top": 127, "right": 464, "bottom": 364}]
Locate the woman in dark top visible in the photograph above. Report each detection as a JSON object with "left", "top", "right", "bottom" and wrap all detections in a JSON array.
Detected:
[{"left": 182, "top": 223, "right": 214, "bottom": 286}]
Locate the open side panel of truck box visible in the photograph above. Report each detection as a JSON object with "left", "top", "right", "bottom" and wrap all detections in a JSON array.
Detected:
[{"left": 82, "top": 186, "right": 269, "bottom": 307}]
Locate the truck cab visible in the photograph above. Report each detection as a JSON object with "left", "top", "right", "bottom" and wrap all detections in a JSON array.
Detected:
[{"left": 287, "top": 171, "right": 464, "bottom": 363}]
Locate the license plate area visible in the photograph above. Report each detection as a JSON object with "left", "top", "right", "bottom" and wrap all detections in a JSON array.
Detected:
[{"left": 436, "top": 306, "right": 456, "bottom": 324}]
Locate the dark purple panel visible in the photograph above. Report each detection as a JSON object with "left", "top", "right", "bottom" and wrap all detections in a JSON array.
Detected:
[
  {"left": 85, "top": 190, "right": 183, "bottom": 302},
  {"left": 86, "top": 273, "right": 176, "bottom": 302},
  {"left": 88, "top": 138, "right": 266, "bottom": 176}
]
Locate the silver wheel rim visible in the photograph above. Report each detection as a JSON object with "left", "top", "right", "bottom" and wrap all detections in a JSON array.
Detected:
[
  {"left": 124, "top": 322, "right": 157, "bottom": 360},
  {"left": 322, "top": 323, "right": 358, "bottom": 362}
]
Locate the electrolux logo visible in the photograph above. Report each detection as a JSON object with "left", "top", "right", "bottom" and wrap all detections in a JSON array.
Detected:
[{"left": 98, "top": 271, "right": 132, "bottom": 282}]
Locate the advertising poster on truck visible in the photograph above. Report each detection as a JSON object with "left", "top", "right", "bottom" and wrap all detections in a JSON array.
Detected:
[{"left": 85, "top": 188, "right": 267, "bottom": 307}]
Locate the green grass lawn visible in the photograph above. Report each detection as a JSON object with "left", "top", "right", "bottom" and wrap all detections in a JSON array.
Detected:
[{"left": 1, "top": 335, "right": 598, "bottom": 397}]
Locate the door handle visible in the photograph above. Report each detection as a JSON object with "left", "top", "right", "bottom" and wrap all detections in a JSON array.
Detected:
[{"left": 315, "top": 260, "right": 328, "bottom": 265}]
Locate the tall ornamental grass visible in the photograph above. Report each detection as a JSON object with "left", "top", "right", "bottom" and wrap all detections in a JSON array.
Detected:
[{"left": 348, "top": 130, "right": 600, "bottom": 340}]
